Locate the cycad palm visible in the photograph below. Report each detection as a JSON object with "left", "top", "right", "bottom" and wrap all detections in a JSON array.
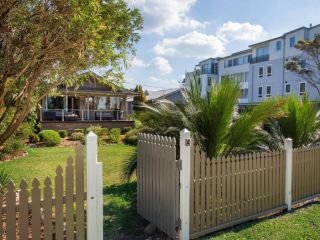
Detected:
[
  {"left": 140, "top": 76, "right": 284, "bottom": 158},
  {"left": 266, "top": 95, "right": 320, "bottom": 148}
]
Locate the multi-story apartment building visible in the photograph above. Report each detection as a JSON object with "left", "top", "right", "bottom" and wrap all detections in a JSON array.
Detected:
[{"left": 187, "top": 24, "right": 320, "bottom": 106}]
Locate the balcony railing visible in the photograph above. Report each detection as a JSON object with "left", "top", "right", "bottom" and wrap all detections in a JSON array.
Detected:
[
  {"left": 250, "top": 55, "right": 269, "bottom": 64},
  {"left": 40, "top": 109, "right": 131, "bottom": 122}
]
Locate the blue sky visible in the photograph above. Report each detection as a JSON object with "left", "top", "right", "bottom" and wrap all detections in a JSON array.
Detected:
[{"left": 124, "top": 0, "right": 320, "bottom": 90}]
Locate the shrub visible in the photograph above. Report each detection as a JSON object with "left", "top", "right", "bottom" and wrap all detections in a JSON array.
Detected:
[
  {"left": 134, "top": 119, "right": 143, "bottom": 129},
  {"left": 38, "top": 130, "right": 61, "bottom": 146},
  {"left": 124, "top": 129, "right": 138, "bottom": 145},
  {"left": 15, "top": 122, "right": 34, "bottom": 139},
  {"left": 86, "top": 125, "right": 103, "bottom": 137},
  {"left": 70, "top": 132, "right": 85, "bottom": 143},
  {"left": 58, "top": 130, "right": 68, "bottom": 138},
  {"left": 0, "top": 169, "right": 10, "bottom": 194},
  {"left": 101, "top": 128, "right": 109, "bottom": 136},
  {"left": 109, "top": 128, "right": 121, "bottom": 143},
  {"left": 74, "top": 128, "right": 84, "bottom": 134},
  {"left": 122, "top": 127, "right": 132, "bottom": 134},
  {"left": 29, "top": 133, "right": 40, "bottom": 143},
  {"left": 2, "top": 137, "right": 25, "bottom": 154}
]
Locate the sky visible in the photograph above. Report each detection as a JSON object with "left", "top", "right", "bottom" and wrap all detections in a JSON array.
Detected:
[{"left": 123, "top": 0, "right": 320, "bottom": 91}]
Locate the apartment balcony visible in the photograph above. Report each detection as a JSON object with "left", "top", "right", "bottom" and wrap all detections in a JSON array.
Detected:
[{"left": 250, "top": 55, "right": 269, "bottom": 64}]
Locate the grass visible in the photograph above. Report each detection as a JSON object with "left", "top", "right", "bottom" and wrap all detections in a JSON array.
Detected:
[
  {"left": 0, "top": 144, "right": 141, "bottom": 239},
  {"left": 2, "top": 145, "right": 320, "bottom": 239},
  {"left": 203, "top": 202, "right": 320, "bottom": 239}
]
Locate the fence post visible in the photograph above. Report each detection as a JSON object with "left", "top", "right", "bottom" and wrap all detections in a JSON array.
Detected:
[
  {"left": 86, "top": 132, "right": 103, "bottom": 240},
  {"left": 179, "top": 129, "right": 191, "bottom": 240},
  {"left": 284, "top": 138, "right": 293, "bottom": 211}
]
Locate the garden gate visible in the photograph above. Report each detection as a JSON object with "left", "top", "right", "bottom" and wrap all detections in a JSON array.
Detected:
[
  {"left": 137, "top": 129, "right": 320, "bottom": 239},
  {"left": 0, "top": 132, "right": 103, "bottom": 240}
]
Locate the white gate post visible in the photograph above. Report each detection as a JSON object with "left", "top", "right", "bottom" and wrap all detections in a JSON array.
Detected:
[
  {"left": 284, "top": 138, "right": 293, "bottom": 211},
  {"left": 86, "top": 132, "right": 103, "bottom": 240},
  {"left": 179, "top": 129, "right": 191, "bottom": 240}
]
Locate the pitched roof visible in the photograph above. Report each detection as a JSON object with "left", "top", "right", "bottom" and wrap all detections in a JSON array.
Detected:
[{"left": 146, "top": 88, "right": 181, "bottom": 101}]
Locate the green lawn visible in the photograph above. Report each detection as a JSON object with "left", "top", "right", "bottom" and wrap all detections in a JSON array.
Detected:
[
  {"left": 2, "top": 145, "right": 320, "bottom": 239},
  {"left": 0, "top": 144, "right": 144, "bottom": 239},
  {"left": 203, "top": 202, "right": 320, "bottom": 240}
]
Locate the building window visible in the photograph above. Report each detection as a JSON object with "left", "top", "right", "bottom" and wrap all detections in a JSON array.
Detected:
[
  {"left": 47, "top": 96, "right": 64, "bottom": 109},
  {"left": 233, "top": 58, "right": 239, "bottom": 66},
  {"left": 276, "top": 40, "right": 282, "bottom": 51},
  {"left": 228, "top": 59, "right": 233, "bottom": 67},
  {"left": 290, "top": 36, "right": 296, "bottom": 48},
  {"left": 285, "top": 84, "right": 291, "bottom": 94},
  {"left": 300, "top": 59, "right": 307, "bottom": 68},
  {"left": 258, "top": 66, "right": 264, "bottom": 78},
  {"left": 256, "top": 47, "right": 269, "bottom": 57},
  {"left": 258, "top": 87, "right": 263, "bottom": 98},
  {"left": 267, "top": 65, "right": 272, "bottom": 77},
  {"left": 299, "top": 82, "right": 306, "bottom": 95},
  {"left": 238, "top": 56, "right": 244, "bottom": 65},
  {"left": 224, "top": 60, "right": 228, "bottom": 68},
  {"left": 201, "top": 63, "right": 211, "bottom": 74},
  {"left": 266, "top": 86, "right": 272, "bottom": 97},
  {"left": 208, "top": 77, "right": 212, "bottom": 86}
]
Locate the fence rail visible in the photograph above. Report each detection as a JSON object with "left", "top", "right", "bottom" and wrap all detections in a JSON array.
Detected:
[
  {"left": 137, "top": 133, "right": 179, "bottom": 239},
  {"left": 190, "top": 145, "right": 286, "bottom": 237},
  {"left": 0, "top": 144, "right": 85, "bottom": 240}
]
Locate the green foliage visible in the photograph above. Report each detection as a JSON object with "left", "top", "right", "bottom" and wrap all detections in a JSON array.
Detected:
[
  {"left": 0, "top": 169, "right": 10, "bottom": 194},
  {"left": 133, "top": 85, "right": 147, "bottom": 104},
  {"left": 29, "top": 133, "right": 40, "bottom": 143},
  {"left": 86, "top": 125, "right": 103, "bottom": 137},
  {"left": 138, "top": 76, "right": 285, "bottom": 158},
  {"left": 74, "top": 129, "right": 85, "bottom": 134},
  {"left": 101, "top": 128, "right": 109, "bottom": 136},
  {"left": 0, "top": 0, "right": 143, "bottom": 145},
  {"left": 265, "top": 95, "right": 320, "bottom": 149},
  {"left": 2, "top": 137, "right": 25, "bottom": 154},
  {"left": 70, "top": 132, "right": 85, "bottom": 143},
  {"left": 134, "top": 119, "right": 143, "bottom": 129},
  {"left": 124, "top": 129, "right": 138, "bottom": 145},
  {"left": 109, "top": 128, "right": 121, "bottom": 143},
  {"left": 58, "top": 130, "right": 68, "bottom": 138},
  {"left": 15, "top": 122, "right": 34, "bottom": 140},
  {"left": 122, "top": 127, "right": 132, "bottom": 134},
  {"left": 38, "top": 130, "right": 61, "bottom": 146}
]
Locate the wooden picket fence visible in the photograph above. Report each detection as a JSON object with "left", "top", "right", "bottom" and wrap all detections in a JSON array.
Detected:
[
  {"left": 137, "top": 130, "right": 320, "bottom": 239},
  {"left": 292, "top": 145, "right": 320, "bottom": 202},
  {"left": 137, "top": 133, "right": 179, "bottom": 239},
  {"left": 0, "top": 144, "right": 86, "bottom": 240},
  {"left": 189, "top": 145, "right": 286, "bottom": 238}
]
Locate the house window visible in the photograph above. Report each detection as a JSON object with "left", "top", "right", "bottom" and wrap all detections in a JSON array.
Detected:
[
  {"left": 256, "top": 47, "right": 269, "bottom": 57},
  {"left": 267, "top": 65, "right": 272, "bottom": 77},
  {"left": 233, "top": 58, "right": 239, "bottom": 66},
  {"left": 290, "top": 36, "right": 296, "bottom": 48},
  {"left": 266, "top": 86, "right": 272, "bottom": 97},
  {"left": 224, "top": 60, "right": 228, "bottom": 68},
  {"left": 228, "top": 59, "right": 233, "bottom": 67},
  {"left": 276, "top": 40, "right": 282, "bottom": 51},
  {"left": 208, "top": 77, "right": 212, "bottom": 86},
  {"left": 299, "top": 82, "right": 306, "bottom": 95},
  {"left": 258, "top": 87, "right": 263, "bottom": 98},
  {"left": 258, "top": 67, "right": 264, "bottom": 78},
  {"left": 47, "top": 96, "right": 64, "bottom": 109},
  {"left": 238, "top": 56, "right": 244, "bottom": 65},
  {"left": 285, "top": 84, "right": 291, "bottom": 94}
]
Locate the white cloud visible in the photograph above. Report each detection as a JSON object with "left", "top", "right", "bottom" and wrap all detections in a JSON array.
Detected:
[
  {"left": 153, "top": 31, "right": 225, "bottom": 59},
  {"left": 149, "top": 57, "right": 173, "bottom": 75},
  {"left": 127, "top": 0, "right": 206, "bottom": 35},
  {"left": 129, "top": 56, "right": 173, "bottom": 75},
  {"left": 217, "top": 21, "right": 267, "bottom": 42}
]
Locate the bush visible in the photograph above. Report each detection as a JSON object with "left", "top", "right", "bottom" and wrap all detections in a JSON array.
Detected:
[
  {"left": 15, "top": 122, "right": 34, "bottom": 139},
  {"left": 101, "top": 128, "right": 109, "bottom": 136},
  {"left": 124, "top": 129, "right": 138, "bottom": 145},
  {"left": 2, "top": 137, "right": 25, "bottom": 154},
  {"left": 74, "top": 128, "right": 84, "bottom": 134},
  {"left": 109, "top": 128, "right": 121, "bottom": 143},
  {"left": 58, "top": 130, "right": 68, "bottom": 138},
  {"left": 29, "top": 133, "right": 40, "bottom": 143},
  {"left": 38, "top": 130, "right": 61, "bottom": 146},
  {"left": 70, "top": 132, "right": 85, "bottom": 143},
  {"left": 0, "top": 169, "right": 10, "bottom": 194},
  {"left": 122, "top": 127, "right": 132, "bottom": 134},
  {"left": 86, "top": 125, "right": 103, "bottom": 137},
  {"left": 134, "top": 119, "right": 143, "bottom": 129}
]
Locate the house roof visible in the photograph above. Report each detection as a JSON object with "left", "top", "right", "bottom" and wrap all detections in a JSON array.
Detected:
[
  {"left": 57, "top": 71, "right": 139, "bottom": 97},
  {"left": 146, "top": 88, "right": 181, "bottom": 101}
]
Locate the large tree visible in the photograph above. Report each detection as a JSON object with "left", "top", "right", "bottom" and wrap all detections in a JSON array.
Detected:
[
  {"left": 0, "top": 0, "right": 142, "bottom": 145},
  {"left": 286, "top": 34, "right": 320, "bottom": 95}
]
